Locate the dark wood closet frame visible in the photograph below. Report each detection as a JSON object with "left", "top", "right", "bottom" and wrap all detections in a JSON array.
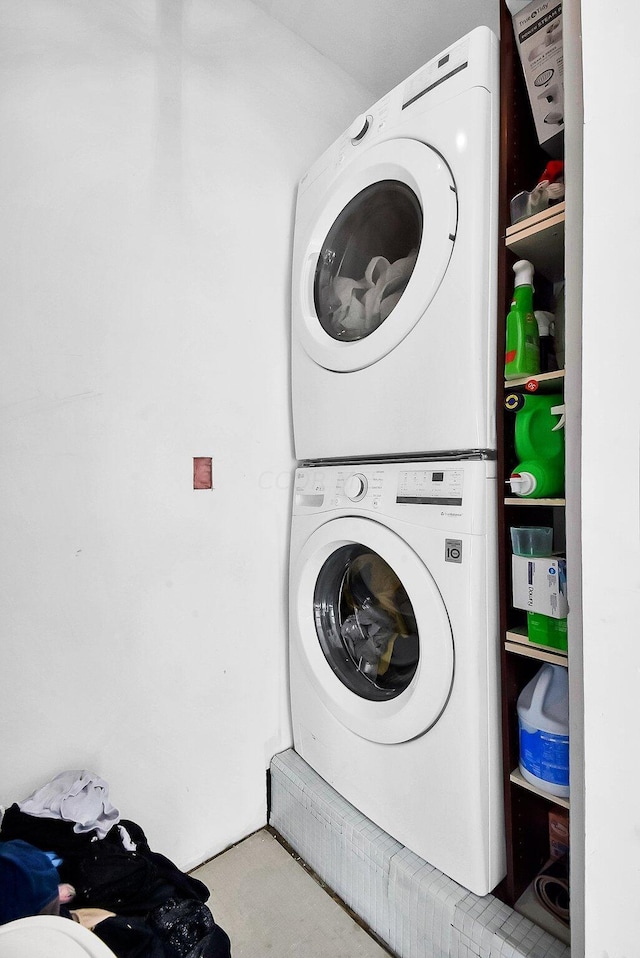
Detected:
[{"left": 495, "top": 0, "right": 567, "bottom": 910}]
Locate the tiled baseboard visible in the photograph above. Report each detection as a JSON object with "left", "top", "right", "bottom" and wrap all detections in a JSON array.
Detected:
[{"left": 269, "top": 749, "right": 569, "bottom": 958}]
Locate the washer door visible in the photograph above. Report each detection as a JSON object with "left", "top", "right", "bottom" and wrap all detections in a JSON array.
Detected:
[
  {"left": 294, "top": 517, "right": 454, "bottom": 744},
  {"left": 296, "top": 138, "right": 457, "bottom": 372}
]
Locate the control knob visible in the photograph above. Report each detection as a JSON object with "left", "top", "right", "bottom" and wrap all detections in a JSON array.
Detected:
[
  {"left": 348, "top": 113, "right": 371, "bottom": 142},
  {"left": 344, "top": 473, "right": 368, "bottom": 501}
]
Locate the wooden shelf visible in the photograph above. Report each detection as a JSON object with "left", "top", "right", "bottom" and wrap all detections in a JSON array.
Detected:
[
  {"left": 505, "top": 202, "right": 565, "bottom": 282},
  {"left": 506, "top": 628, "right": 567, "bottom": 666},
  {"left": 504, "top": 497, "right": 566, "bottom": 507},
  {"left": 510, "top": 768, "right": 570, "bottom": 810},
  {"left": 504, "top": 369, "right": 565, "bottom": 391}
]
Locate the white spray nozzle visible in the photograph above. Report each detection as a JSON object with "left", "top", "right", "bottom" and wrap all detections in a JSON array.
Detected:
[{"left": 513, "top": 259, "right": 535, "bottom": 289}]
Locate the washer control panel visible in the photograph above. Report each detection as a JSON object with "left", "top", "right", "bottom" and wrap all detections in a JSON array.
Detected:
[
  {"left": 396, "top": 469, "right": 463, "bottom": 506},
  {"left": 294, "top": 462, "right": 487, "bottom": 533},
  {"left": 295, "top": 466, "right": 465, "bottom": 510},
  {"left": 295, "top": 467, "right": 384, "bottom": 509}
]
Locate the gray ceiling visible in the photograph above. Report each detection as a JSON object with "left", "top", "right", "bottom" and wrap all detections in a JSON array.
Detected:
[{"left": 252, "top": 0, "right": 501, "bottom": 97}]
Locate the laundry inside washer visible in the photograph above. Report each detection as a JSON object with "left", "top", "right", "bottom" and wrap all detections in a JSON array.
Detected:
[{"left": 314, "top": 545, "right": 419, "bottom": 696}]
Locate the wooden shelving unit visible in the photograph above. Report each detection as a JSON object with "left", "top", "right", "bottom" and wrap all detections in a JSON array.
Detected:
[
  {"left": 505, "top": 627, "right": 567, "bottom": 666},
  {"left": 509, "top": 768, "right": 570, "bottom": 811},
  {"left": 504, "top": 369, "right": 565, "bottom": 391},
  {"left": 505, "top": 202, "right": 565, "bottom": 282},
  {"left": 504, "top": 497, "right": 565, "bottom": 507},
  {"left": 496, "top": 0, "right": 570, "bottom": 922}
]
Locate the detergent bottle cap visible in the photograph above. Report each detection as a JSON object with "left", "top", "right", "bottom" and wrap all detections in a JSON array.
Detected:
[
  {"left": 513, "top": 259, "right": 535, "bottom": 289},
  {"left": 509, "top": 472, "right": 537, "bottom": 496}
]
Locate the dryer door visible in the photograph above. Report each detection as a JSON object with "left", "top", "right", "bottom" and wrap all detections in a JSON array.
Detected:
[
  {"left": 293, "top": 517, "right": 454, "bottom": 744},
  {"left": 296, "top": 138, "right": 457, "bottom": 372}
]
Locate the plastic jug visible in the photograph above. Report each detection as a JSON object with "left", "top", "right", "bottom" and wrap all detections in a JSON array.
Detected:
[
  {"left": 517, "top": 663, "right": 569, "bottom": 798},
  {"left": 505, "top": 392, "right": 565, "bottom": 498}
]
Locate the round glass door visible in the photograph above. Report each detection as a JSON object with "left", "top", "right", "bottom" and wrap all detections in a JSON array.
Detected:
[
  {"left": 296, "top": 139, "right": 457, "bottom": 372},
  {"left": 314, "top": 544, "right": 419, "bottom": 700},
  {"left": 294, "top": 517, "right": 454, "bottom": 744},
  {"left": 314, "top": 181, "right": 422, "bottom": 343}
]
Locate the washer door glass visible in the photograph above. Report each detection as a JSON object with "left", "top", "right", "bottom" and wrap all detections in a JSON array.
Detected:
[
  {"left": 294, "top": 516, "right": 454, "bottom": 744},
  {"left": 314, "top": 544, "right": 419, "bottom": 700},
  {"left": 314, "top": 181, "right": 422, "bottom": 343}
]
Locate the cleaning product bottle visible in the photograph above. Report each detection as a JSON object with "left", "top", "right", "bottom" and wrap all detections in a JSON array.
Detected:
[
  {"left": 527, "top": 611, "right": 568, "bottom": 651},
  {"left": 535, "top": 310, "right": 558, "bottom": 373},
  {"left": 517, "top": 663, "right": 569, "bottom": 798},
  {"left": 506, "top": 392, "right": 565, "bottom": 498},
  {"left": 505, "top": 260, "right": 540, "bottom": 380}
]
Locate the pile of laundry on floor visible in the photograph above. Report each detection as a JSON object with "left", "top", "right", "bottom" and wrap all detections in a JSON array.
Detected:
[{"left": 0, "top": 770, "right": 231, "bottom": 957}]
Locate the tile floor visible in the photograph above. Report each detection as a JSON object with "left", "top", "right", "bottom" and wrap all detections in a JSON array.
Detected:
[{"left": 192, "top": 829, "right": 391, "bottom": 958}]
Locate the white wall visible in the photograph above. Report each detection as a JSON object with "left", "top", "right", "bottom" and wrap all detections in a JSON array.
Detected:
[
  {"left": 0, "top": 0, "right": 371, "bottom": 870},
  {"left": 581, "top": 0, "right": 640, "bottom": 953},
  {"left": 251, "top": 0, "right": 500, "bottom": 97}
]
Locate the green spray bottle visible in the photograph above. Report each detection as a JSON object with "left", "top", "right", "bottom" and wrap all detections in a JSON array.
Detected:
[{"left": 505, "top": 259, "right": 540, "bottom": 380}]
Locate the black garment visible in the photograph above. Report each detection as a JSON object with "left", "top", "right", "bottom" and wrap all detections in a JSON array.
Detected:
[
  {"left": 184, "top": 926, "right": 232, "bottom": 958},
  {"left": 0, "top": 810, "right": 209, "bottom": 915},
  {"left": 0, "top": 804, "right": 99, "bottom": 856},
  {"left": 93, "top": 915, "right": 168, "bottom": 958},
  {"left": 149, "top": 898, "right": 215, "bottom": 956},
  {"left": 93, "top": 913, "right": 232, "bottom": 958},
  {"left": 0, "top": 807, "right": 228, "bottom": 958}
]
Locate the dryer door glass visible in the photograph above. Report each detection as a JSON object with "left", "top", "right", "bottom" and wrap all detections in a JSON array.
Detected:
[
  {"left": 313, "top": 544, "right": 419, "bottom": 700},
  {"left": 314, "top": 181, "right": 422, "bottom": 342}
]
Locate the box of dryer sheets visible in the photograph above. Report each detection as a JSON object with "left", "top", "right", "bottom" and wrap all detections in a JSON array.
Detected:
[
  {"left": 509, "top": 0, "right": 564, "bottom": 154},
  {"left": 512, "top": 555, "right": 568, "bottom": 618}
]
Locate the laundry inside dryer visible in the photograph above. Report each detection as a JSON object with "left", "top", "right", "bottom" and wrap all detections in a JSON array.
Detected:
[{"left": 314, "top": 181, "right": 421, "bottom": 341}]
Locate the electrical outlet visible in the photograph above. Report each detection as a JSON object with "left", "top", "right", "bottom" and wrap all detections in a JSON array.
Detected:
[{"left": 193, "top": 457, "right": 213, "bottom": 490}]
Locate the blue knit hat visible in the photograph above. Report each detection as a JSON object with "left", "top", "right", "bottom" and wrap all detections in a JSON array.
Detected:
[{"left": 0, "top": 840, "right": 60, "bottom": 924}]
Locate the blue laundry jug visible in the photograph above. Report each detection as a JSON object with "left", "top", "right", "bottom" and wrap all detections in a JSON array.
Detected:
[{"left": 517, "top": 663, "right": 569, "bottom": 798}]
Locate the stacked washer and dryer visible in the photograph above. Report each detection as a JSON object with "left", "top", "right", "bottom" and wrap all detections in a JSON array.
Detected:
[{"left": 288, "top": 27, "right": 505, "bottom": 897}]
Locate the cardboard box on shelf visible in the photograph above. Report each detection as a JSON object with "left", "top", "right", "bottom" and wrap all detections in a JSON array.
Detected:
[
  {"left": 510, "top": 0, "right": 564, "bottom": 155},
  {"left": 512, "top": 555, "right": 568, "bottom": 618},
  {"left": 549, "top": 808, "right": 569, "bottom": 860}
]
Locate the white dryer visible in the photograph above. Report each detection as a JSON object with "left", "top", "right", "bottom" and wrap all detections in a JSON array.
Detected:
[
  {"left": 289, "top": 458, "right": 505, "bottom": 896},
  {"left": 291, "top": 26, "right": 499, "bottom": 462}
]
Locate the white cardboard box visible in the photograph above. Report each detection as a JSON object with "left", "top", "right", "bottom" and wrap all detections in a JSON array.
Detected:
[
  {"left": 512, "top": 555, "right": 568, "bottom": 618},
  {"left": 510, "top": 0, "right": 564, "bottom": 154}
]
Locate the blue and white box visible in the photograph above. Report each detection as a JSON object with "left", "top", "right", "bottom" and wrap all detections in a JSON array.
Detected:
[{"left": 512, "top": 555, "right": 568, "bottom": 618}]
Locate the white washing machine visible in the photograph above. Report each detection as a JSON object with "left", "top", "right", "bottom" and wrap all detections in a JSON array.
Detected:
[
  {"left": 291, "top": 26, "right": 499, "bottom": 462},
  {"left": 289, "top": 458, "right": 505, "bottom": 896}
]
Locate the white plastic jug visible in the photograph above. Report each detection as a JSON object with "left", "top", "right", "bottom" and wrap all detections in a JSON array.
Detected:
[{"left": 517, "top": 663, "right": 569, "bottom": 798}]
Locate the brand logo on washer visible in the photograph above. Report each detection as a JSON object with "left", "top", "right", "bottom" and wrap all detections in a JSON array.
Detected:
[{"left": 445, "top": 539, "right": 463, "bottom": 563}]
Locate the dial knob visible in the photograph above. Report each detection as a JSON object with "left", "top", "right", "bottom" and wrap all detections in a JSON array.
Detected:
[
  {"left": 348, "top": 113, "right": 371, "bottom": 142},
  {"left": 344, "top": 473, "right": 368, "bottom": 501}
]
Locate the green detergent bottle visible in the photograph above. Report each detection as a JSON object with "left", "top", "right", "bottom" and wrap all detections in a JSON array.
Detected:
[
  {"left": 505, "top": 392, "right": 565, "bottom": 498},
  {"left": 505, "top": 260, "right": 540, "bottom": 380}
]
